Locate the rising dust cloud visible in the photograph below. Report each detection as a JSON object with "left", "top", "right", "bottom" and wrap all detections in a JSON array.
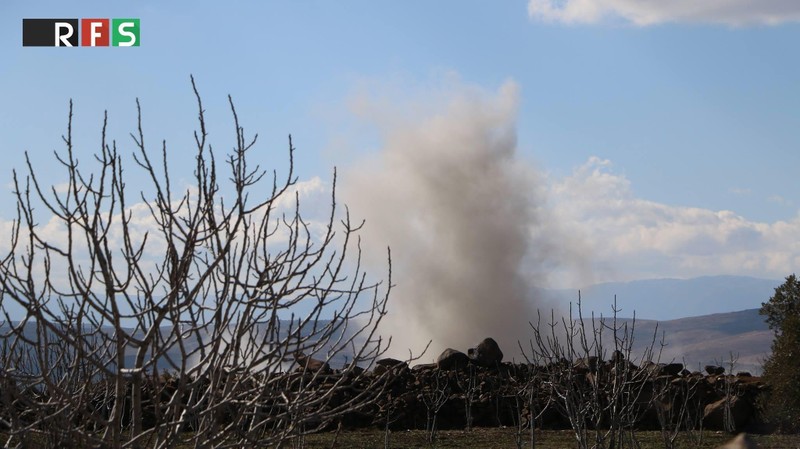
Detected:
[{"left": 341, "top": 79, "right": 579, "bottom": 362}]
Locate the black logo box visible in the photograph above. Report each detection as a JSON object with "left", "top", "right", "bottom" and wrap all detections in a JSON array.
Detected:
[{"left": 23, "top": 19, "right": 79, "bottom": 47}]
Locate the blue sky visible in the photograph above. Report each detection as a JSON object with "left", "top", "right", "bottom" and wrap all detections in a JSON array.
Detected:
[{"left": 1, "top": 1, "right": 799, "bottom": 292}]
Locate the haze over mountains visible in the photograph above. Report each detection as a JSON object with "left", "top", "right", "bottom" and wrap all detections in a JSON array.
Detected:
[
  {"left": 553, "top": 275, "right": 779, "bottom": 321},
  {"left": 545, "top": 275, "right": 779, "bottom": 375},
  {"left": 1, "top": 276, "right": 777, "bottom": 376}
]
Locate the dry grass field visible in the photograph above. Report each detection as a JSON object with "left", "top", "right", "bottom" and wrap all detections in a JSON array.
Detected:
[
  {"left": 295, "top": 428, "right": 800, "bottom": 449},
  {"left": 7, "top": 428, "right": 800, "bottom": 448}
]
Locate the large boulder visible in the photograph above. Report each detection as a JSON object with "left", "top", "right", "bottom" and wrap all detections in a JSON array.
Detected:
[
  {"left": 293, "top": 351, "right": 330, "bottom": 373},
  {"left": 374, "top": 358, "right": 408, "bottom": 376},
  {"left": 376, "top": 357, "right": 406, "bottom": 368},
  {"left": 412, "top": 363, "right": 437, "bottom": 371},
  {"left": 641, "top": 361, "right": 683, "bottom": 377},
  {"left": 573, "top": 356, "right": 599, "bottom": 372},
  {"left": 706, "top": 365, "right": 725, "bottom": 376},
  {"left": 468, "top": 337, "right": 503, "bottom": 367},
  {"left": 703, "top": 395, "right": 754, "bottom": 431},
  {"left": 662, "top": 362, "right": 684, "bottom": 376},
  {"left": 436, "top": 348, "right": 470, "bottom": 370}
]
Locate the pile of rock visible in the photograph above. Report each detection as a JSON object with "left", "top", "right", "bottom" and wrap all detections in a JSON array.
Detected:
[
  {"left": 346, "top": 338, "right": 768, "bottom": 433},
  {"left": 436, "top": 337, "right": 504, "bottom": 370}
]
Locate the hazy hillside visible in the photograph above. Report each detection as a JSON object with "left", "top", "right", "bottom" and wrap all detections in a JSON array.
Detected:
[
  {"left": 1, "top": 308, "right": 773, "bottom": 375},
  {"left": 552, "top": 275, "right": 779, "bottom": 320},
  {"left": 609, "top": 308, "right": 772, "bottom": 375},
  {"left": 3, "top": 274, "right": 779, "bottom": 375}
]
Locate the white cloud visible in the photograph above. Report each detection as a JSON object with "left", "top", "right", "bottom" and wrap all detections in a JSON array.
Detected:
[
  {"left": 767, "top": 194, "right": 793, "bottom": 207},
  {"left": 528, "top": 0, "right": 800, "bottom": 26},
  {"left": 728, "top": 187, "right": 751, "bottom": 196},
  {"left": 0, "top": 176, "right": 333, "bottom": 303},
  {"left": 550, "top": 157, "right": 800, "bottom": 282}
]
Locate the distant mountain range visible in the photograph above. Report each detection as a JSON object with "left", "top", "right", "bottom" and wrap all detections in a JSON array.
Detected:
[
  {"left": 550, "top": 275, "right": 780, "bottom": 320},
  {"left": 614, "top": 308, "right": 772, "bottom": 376},
  {"left": 541, "top": 275, "right": 781, "bottom": 375},
  {"left": 0, "top": 276, "right": 780, "bottom": 376}
]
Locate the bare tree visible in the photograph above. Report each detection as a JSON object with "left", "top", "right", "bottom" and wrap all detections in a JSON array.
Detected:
[
  {"left": 455, "top": 363, "right": 478, "bottom": 432},
  {"left": 0, "top": 77, "right": 397, "bottom": 448},
  {"left": 522, "top": 296, "right": 661, "bottom": 449},
  {"left": 719, "top": 352, "right": 742, "bottom": 434},
  {"left": 652, "top": 359, "right": 703, "bottom": 449},
  {"left": 507, "top": 362, "right": 551, "bottom": 449},
  {"left": 381, "top": 393, "right": 398, "bottom": 449},
  {"left": 420, "top": 369, "right": 449, "bottom": 445}
]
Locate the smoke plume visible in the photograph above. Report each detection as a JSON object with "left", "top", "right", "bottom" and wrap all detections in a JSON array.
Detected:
[{"left": 340, "top": 78, "right": 574, "bottom": 362}]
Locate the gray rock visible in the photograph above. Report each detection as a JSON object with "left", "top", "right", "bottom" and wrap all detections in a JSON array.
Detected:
[
  {"left": 468, "top": 337, "right": 503, "bottom": 367},
  {"left": 412, "top": 363, "right": 437, "bottom": 371},
  {"left": 374, "top": 358, "right": 408, "bottom": 376},
  {"left": 703, "top": 395, "right": 754, "bottom": 431},
  {"left": 293, "top": 351, "right": 330, "bottom": 373},
  {"left": 574, "top": 356, "right": 599, "bottom": 372},
  {"left": 662, "top": 362, "right": 684, "bottom": 376},
  {"left": 436, "top": 348, "right": 470, "bottom": 370}
]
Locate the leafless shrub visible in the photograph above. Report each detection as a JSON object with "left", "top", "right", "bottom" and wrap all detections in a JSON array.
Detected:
[
  {"left": 521, "top": 296, "right": 661, "bottom": 449},
  {"left": 0, "top": 77, "right": 398, "bottom": 448},
  {"left": 455, "top": 363, "right": 478, "bottom": 432},
  {"left": 652, "top": 358, "right": 704, "bottom": 449},
  {"left": 507, "top": 362, "right": 551, "bottom": 449},
  {"left": 421, "top": 369, "right": 449, "bottom": 445},
  {"left": 718, "top": 352, "right": 743, "bottom": 434}
]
